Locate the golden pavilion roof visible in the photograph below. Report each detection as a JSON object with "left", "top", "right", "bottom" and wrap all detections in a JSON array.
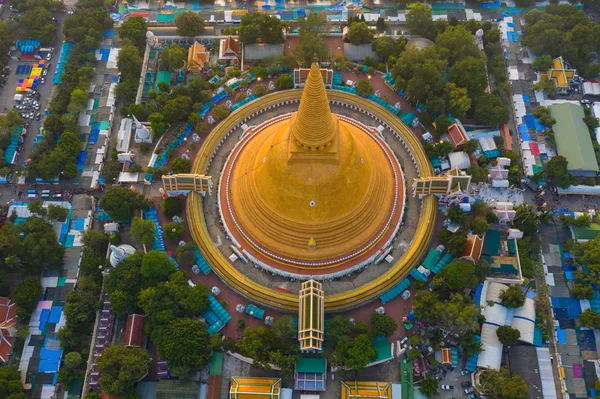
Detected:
[{"left": 221, "top": 63, "right": 402, "bottom": 267}]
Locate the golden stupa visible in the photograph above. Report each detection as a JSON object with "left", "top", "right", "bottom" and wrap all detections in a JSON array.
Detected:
[{"left": 224, "top": 63, "right": 400, "bottom": 267}]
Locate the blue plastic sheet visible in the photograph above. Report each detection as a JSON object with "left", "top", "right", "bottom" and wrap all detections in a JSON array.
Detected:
[
  {"left": 89, "top": 129, "right": 100, "bottom": 145},
  {"left": 72, "top": 218, "right": 85, "bottom": 231},
  {"left": 39, "top": 309, "right": 50, "bottom": 330},
  {"left": 556, "top": 328, "right": 567, "bottom": 344},
  {"left": 76, "top": 151, "right": 87, "bottom": 171},
  {"left": 524, "top": 115, "right": 536, "bottom": 129},
  {"left": 48, "top": 306, "right": 63, "bottom": 324},
  {"left": 534, "top": 118, "right": 546, "bottom": 131},
  {"left": 522, "top": 95, "right": 530, "bottom": 102}
]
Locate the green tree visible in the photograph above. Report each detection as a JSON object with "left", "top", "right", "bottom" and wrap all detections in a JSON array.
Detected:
[
  {"left": 496, "top": 325, "right": 521, "bottom": 344},
  {"left": 513, "top": 203, "right": 539, "bottom": 236},
  {"left": 239, "top": 13, "right": 284, "bottom": 44},
  {"left": 580, "top": 309, "right": 600, "bottom": 329},
  {"left": 163, "top": 222, "right": 185, "bottom": 241},
  {"left": 356, "top": 79, "right": 373, "bottom": 97},
  {"left": 447, "top": 205, "right": 467, "bottom": 225},
  {"left": 47, "top": 204, "right": 69, "bottom": 221},
  {"left": 406, "top": 3, "right": 435, "bottom": 40},
  {"left": 474, "top": 92, "right": 509, "bottom": 127},
  {"left": 370, "top": 313, "right": 397, "bottom": 337},
  {"left": 345, "top": 334, "right": 377, "bottom": 371},
  {"left": 130, "top": 216, "right": 156, "bottom": 246},
  {"left": 573, "top": 280, "right": 594, "bottom": 300},
  {"left": 419, "top": 375, "right": 439, "bottom": 398},
  {"left": 97, "top": 345, "right": 150, "bottom": 395},
  {"left": 170, "top": 157, "right": 191, "bottom": 173},
  {"left": 105, "top": 253, "right": 144, "bottom": 317},
  {"left": 21, "top": 217, "right": 65, "bottom": 274},
  {"left": 445, "top": 82, "right": 472, "bottom": 120},
  {"left": 139, "top": 271, "right": 210, "bottom": 336},
  {"left": 18, "top": 7, "right": 57, "bottom": 45},
  {"left": 0, "top": 109, "right": 25, "bottom": 130},
  {"left": 347, "top": 21, "right": 373, "bottom": 45},
  {"left": 117, "top": 44, "right": 142, "bottom": 81},
  {"left": 141, "top": 250, "right": 177, "bottom": 285},
  {"left": 445, "top": 230, "right": 468, "bottom": 257},
  {"left": 253, "top": 84, "right": 268, "bottom": 98},
  {"left": 450, "top": 56, "right": 488, "bottom": 97},
  {"left": 475, "top": 259, "right": 491, "bottom": 283},
  {"left": 100, "top": 186, "right": 147, "bottom": 221},
  {"left": 434, "top": 260, "right": 478, "bottom": 295},
  {"left": 371, "top": 37, "right": 402, "bottom": 63},
  {"left": 13, "top": 276, "right": 42, "bottom": 318},
  {"left": 533, "top": 79, "right": 557, "bottom": 96},
  {"left": 238, "top": 326, "right": 278, "bottom": 369},
  {"left": 462, "top": 139, "right": 480, "bottom": 154},
  {"left": 545, "top": 156, "right": 578, "bottom": 189},
  {"left": 149, "top": 113, "right": 169, "bottom": 138},
  {"left": 532, "top": 54, "right": 553, "bottom": 71},
  {"left": 28, "top": 200, "right": 47, "bottom": 217},
  {"left": 0, "top": 367, "right": 26, "bottom": 398},
  {"left": 176, "top": 242, "right": 196, "bottom": 266},
  {"left": 160, "top": 197, "right": 182, "bottom": 217},
  {"left": 271, "top": 315, "right": 298, "bottom": 345},
  {"left": 174, "top": 11, "right": 205, "bottom": 37},
  {"left": 436, "top": 25, "right": 481, "bottom": 65},
  {"left": 469, "top": 219, "right": 490, "bottom": 235},
  {"left": 153, "top": 318, "right": 211, "bottom": 376},
  {"left": 499, "top": 285, "right": 526, "bottom": 308},
  {"left": 391, "top": 47, "right": 446, "bottom": 103},
  {"left": 294, "top": 14, "right": 330, "bottom": 66},
  {"left": 276, "top": 74, "right": 294, "bottom": 90},
  {"left": 160, "top": 43, "right": 186, "bottom": 71},
  {"left": 119, "top": 16, "right": 148, "bottom": 51},
  {"left": 163, "top": 96, "right": 193, "bottom": 124},
  {"left": 59, "top": 277, "right": 100, "bottom": 353},
  {"left": 480, "top": 368, "right": 528, "bottom": 399},
  {"left": 212, "top": 105, "right": 231, "bottom": 121}
]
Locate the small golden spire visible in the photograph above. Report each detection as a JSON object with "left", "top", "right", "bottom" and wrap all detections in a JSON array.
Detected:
[{"left": 291, "top": 62, "right": 337, "bottom": 149}]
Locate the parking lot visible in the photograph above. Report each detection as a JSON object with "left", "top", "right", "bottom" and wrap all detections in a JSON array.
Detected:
[
  {"left": 0, "top": 12, "right": 65, "bottom": 166},
  {"left": 435, "top": 368, "right": 476, "bottom": 399}
]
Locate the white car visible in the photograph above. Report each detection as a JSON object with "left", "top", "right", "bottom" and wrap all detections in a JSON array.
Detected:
[
  {"left": 401, "top": 289, "right": 411, "bottom": 300},
  {"left": 192, "top": 265, "right": 201, "bottom": 275},
  {"left": 46, "top": 53, "right": 52, "bottom": 61},
  {"left": 42, "top": 69, "right": 48, "bottom": 77}
]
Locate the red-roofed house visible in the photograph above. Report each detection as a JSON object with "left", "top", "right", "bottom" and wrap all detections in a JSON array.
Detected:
[
  {"left": 0, "top": 297, "right": 17, "bottom": 364},
  {"left": 124, "top": 314, "right": 146, "bottom": 348},
  {"left": 447, "top": 121, "right": 468, "bottom": 148},
  {"left": 461, "top": 234, "right": 484, "bottom": 263},
  {"left": 219, "top": 36, "right": 239, "bottom": 62}
]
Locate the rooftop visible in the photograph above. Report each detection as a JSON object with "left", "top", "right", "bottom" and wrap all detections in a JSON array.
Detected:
[{"left": 550, "top": 103, "right": 599, "bottom": 172}]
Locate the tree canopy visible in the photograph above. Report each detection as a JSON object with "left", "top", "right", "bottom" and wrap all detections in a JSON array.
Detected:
[
  {"left": 370, "top": 313, "right": 397, "bottom": 337},
  {"left": 580, "top": 309, "right": 600, "bottom": 329},
  {"left": 544, "top": 156, "right": 578, "bottom": 189},
  {"left": 406, "top": 3, "right": 435, "bottom": 40},
  {"left": 239, "top": 13, "right": 284, "bottom": 44},
  {"left": 153, "top": 318, "right": 212, "bottom": 377},
  {"left": 496, "top": 325, "right": 521, "bottom": 345},
  {"left": 347, "top": 21, "right": 373, "bottom": 45},
  {"left": 97, "top": 345, "right": 150, "bottom": 395},
  {"left": 99, "top": 186, "right": 148, "bottom": 221},
  {"left": 433, "top": 260, "right": 478, "bottom": 295},
  {"left": 140, "top": 250, "right": 177, "bottom": 285},
  {"left": 480, "top": 368, "right": 528, "bottom": 399},
  {"left": 130, "top": 216, "right": 156, "bottom": 246},
  {"left": 174, "top": 11, "right": 205, "bottom": 37},
  {"left": 499, "top": 285, "right": 526, "bottom": 308},
  {"left": 119, "top": 16, "right": 147, "bottom": 51}
]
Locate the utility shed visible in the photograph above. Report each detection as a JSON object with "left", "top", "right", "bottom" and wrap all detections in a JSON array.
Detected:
[{"left": 549, "top": 103, "right": 599, "bottom": 176}]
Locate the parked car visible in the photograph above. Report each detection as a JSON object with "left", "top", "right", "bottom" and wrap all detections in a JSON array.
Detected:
[
  {"left": 441, "top": 385, "right": 454, "bottom": 391},
  {"left": 467, "top": 395, "right": 477, "bottom": 399},
  {"left": 192, "top": 265, "right": 201, "bottom": 275},
  {"left": 461, "top": 381, "right": 472, "bottom": 388},
  {"left": 460, "top": 370, "right": 471, "bottom": 376},
  {"left": 464, "top": 387, "right": 475, "bottom": 395}
]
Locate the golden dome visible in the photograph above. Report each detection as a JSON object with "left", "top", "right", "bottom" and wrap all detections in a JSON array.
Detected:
[{"left": 222, "top": 63, "right": 402, "bottom": 267}]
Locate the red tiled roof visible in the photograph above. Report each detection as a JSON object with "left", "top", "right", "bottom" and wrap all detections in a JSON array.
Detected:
[
  {"left": 220, "top": 36, "right": 239, "bottom": 58},
  {"left": 461, "top": 234, "right": 483, "bottom": 263},
  {"left": 447, "top": 123, "right": 468, "bottom": 148},
  {"left": 0, "top": 336, "right": 14, "bottom": 363},
  {"left": 124, "top": 314, "right": 146, "bottom": 347},
  {"left": 0, "top": 298, "right": 17, "bottom": 328}
]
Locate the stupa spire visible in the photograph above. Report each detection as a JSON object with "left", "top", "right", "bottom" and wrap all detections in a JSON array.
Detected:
[{"left": 291, "top": 62, "right": 337, "bottom": 149}]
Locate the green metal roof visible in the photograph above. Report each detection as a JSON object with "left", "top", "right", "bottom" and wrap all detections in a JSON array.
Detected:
[
  {"left": 550, "top": 103, "right": 599, "bottom": 172},
  {"left": 296, "top": 358, "right": 327, "bottom": 374},
  {"left": 482, "top": 230, "right": 500, "bottom": 256},
  {"left": 572, "top": 224, "right": 600, "bottom": 240},
  {"left": 401, "top": 359, "right": 414, "bottom": 399},
  {"left": 210, "top": 352, "right": 223, "bottom": 376}
]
